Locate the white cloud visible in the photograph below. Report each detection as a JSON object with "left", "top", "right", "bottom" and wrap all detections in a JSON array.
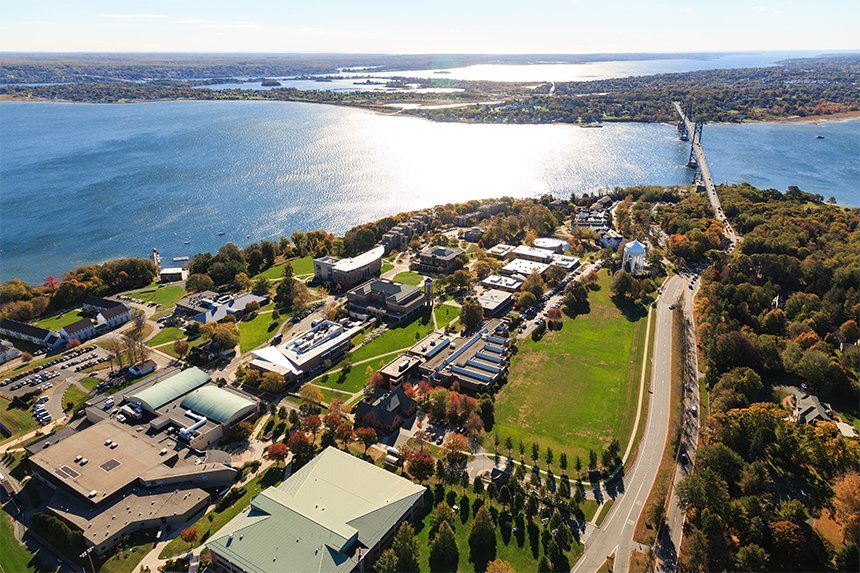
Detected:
[
  {"left": 97, "top": 13, "right": 168, "bottom": 20},
  {"left": 752, "top": 5, "right": 767, "bottom": 12}
]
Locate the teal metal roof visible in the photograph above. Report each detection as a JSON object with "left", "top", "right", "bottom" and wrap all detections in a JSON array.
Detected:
[
  {"left": 207, "top": 448, "right": 426, "bottom": 573},
  {"left": 129, "top": 367, "right": 209, "bottom": 411},
  {"left": 180, "top": 386, "right": 256, "bottom": 424}
]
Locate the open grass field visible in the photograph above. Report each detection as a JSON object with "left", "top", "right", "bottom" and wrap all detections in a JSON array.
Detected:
[
  {"left": 160, "top": 465, "right": 283, "bottom": 558},
  {"left": 128, "top": 284, "right": 186, "bottom": 308},
  {"left": 0, "top": 396, "right": 37, "bottom": 438},
  {"left": 33, "top": 308, "right": 85, "bottom": 331},
  {"left": 349, "top": 313, "right": 434, "bottom": 363},
  {"left": 253, "top": 256, "right": 315, "bottom": 280},
  {"left": 434, "top": 303, "right": 460, "bottom": 327},
  {"left": 380, "top": 261, "right": 394, "bottom": 275},
  {"left": 80, "top": 377, "right": 101, "bottom": 391},
  {"left": 238, "top": 311, "right": 286, "bottom": 353},
  {"left": 146, "top": 326, "right": 184, "bottom": 347},
  {"left": 0, "top": 510, "right": 38, "bottom": 573},
  {"left": 493, "top": 272, "right": 649, "bottom": 464},
  {"left": 393, "top": 271, "right": 424, "bottom": 286},
  {"left": 415, "top": 483, "right": 583, "bottom": 572},
  {"left": 315, "top": 386, "right": 353, "bottom": 407}
]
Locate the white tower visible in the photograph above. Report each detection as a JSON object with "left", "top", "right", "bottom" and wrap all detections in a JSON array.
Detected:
[
  {"left": 424, "top": 277, "right": 433, "bottom": 307},
  {"left": 622, "top": 240, "right": 646, "bottom": 275}
]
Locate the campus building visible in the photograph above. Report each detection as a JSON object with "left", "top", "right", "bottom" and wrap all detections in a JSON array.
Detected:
[
  {"left": 0, "top": 318, "right": 61, "bottom": 348},
  {"left": 511, "top": 245, "right": 556, "bottom": 264},
  {"left": 26, "top": 410, "right": 239, "bottom": 555},
  {"left": 417, "top": 320, "right": 511, "bottom": 392},
  {"left": 353, "top": 386, "right": 417, "bottom": 433},
  {"left": 413, "top": 246, "right": 464, "bottom": 275},
  {"left": 379, "top": 211, "right": 432, "bottom": 253},
  {"left": 533, "top": 237, "right": 566, "bottom": 253},
  {"left": 347, "top": 279, "right": 428, "bottom": 324},
  {"left": 481, "top": 274, "right": 524, "bottom": 292},
  {"left": 207, "top": 447, "right": 426, "bottom": 573},
  {"left": 174, "top": 292, "right": 267, "bottom": 324},
  {"left": 314, "top": 246, "right": 385, "bottom": 289},
  {"left": 486, "top": 244, "right": 515, "bottom": 259},
  {"left": 501, "top": 259, "right": 550, "bottom": 279},
  {"left": 477, "top": 289, "right": 514, "bottom": 318},
  {"left": 249, "top": 320, "right": 363, "bottom": 384},
  {"left": 159, "top": 267, "right": 189, "bottom": 282}
]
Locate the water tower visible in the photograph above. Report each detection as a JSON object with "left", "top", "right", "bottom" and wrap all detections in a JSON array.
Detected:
[{"left": 622, "top": 240, "right": 646, "bottom": 276}]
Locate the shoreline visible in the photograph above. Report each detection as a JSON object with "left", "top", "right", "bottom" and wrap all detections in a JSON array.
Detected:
[{"left": 2, "top": 93, "right": 858, "bottom": 126}]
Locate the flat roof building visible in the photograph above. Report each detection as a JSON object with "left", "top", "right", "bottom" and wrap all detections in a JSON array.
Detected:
[
  {"left": 477, "top": 289, "right": 514, "bottom": 318},
  {"left": 533, "top": 237, "right": 566, "bottom": 253},
  {"left": 550, "top": 254, "right": 581, "bottom": 272},
  {"left": 314, "top": 246, "right": 385, "bottom": 289},
  {"left": 486, "top": 244, "right": 515, "bottom": 259},
  {"left": 512, "top": 245, "right": 556, "bottom": 264},
  {"left": 501, "top": 259, "right": 550, "bottom": 279},
  {"left": 207, "top": 447, "right": 426, "bottom": 573},
  {"left": 159, "top": 267, "right": 189, "bottom": 282},
  {"left": 250, "top": 320, "right": 363, "bottom": 383},
  {"left": 482, "top": 274, "right": 524, "bottom": 292}
]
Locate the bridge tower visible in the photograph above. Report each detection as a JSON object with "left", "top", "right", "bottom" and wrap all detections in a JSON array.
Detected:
[
  {"left": 693, "top": 120, "right": 704, "bottom": 144},
  {"left": 677, "top": 120, "right": 689, "bottom": 141}
]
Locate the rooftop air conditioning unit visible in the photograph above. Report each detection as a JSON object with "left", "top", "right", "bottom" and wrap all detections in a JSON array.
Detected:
[
  {"left": 88, "top": 490, "right": 97, "bottom": 498},
  {"left": 74, "top": 455, "right": 82, "bottom": 462}
]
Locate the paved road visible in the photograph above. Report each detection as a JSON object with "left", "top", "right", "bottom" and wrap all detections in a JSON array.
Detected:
[{"left": 573, "top": 274, "right": 685, "bottom": 573}]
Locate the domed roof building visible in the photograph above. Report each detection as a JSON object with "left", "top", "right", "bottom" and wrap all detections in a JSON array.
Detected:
[{"left": 622, "top": 239, "right": 647, "bottom": 275}]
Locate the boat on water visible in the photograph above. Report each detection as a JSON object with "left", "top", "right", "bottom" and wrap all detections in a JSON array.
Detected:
[
  {"left": 217, "top": 231, "right": 225, "bottom": 236},
  {"left": 183, "top": 241, "right": 190, "bottom": 245},
  {"left": 580, "top": 122, "right": 603, "bottom": 128},
  {"left": 816, "top": 135, "right": 825, "bottom": 139},
  {"left": 173, "top": 256, "right": 189, "bottom": 262}
]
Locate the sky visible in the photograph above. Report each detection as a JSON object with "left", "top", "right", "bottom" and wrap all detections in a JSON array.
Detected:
[{"left": 1, "top": 0, "right": 858, "bottom": 54}]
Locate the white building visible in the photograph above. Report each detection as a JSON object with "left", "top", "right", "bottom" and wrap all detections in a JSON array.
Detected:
[
  {"left": 511, "top": 245, "right": 555, "bottom": 264},
  {"left": 159, "top": 267, "right": 189, "bottom": 282},
  {"left": 314, "top": 246, "right": 384, "bottom": 289},
  {"left": 501, "top": 259, "right": 550, "bottom": 279},
  {"left": 533, "top": 237, "right": 566, "bottom": 254},
  {"left": 482, "top": 274, "right": 524, "bottom": 292}
]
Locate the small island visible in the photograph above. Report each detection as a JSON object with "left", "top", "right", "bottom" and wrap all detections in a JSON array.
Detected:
[{"left": 260, "top": 78, "right": 282, "bottom": 87}]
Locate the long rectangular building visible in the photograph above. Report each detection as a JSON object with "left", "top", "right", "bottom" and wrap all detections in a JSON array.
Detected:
[{"left": 314, "top": 246, "right": 385, "bottom": 289}]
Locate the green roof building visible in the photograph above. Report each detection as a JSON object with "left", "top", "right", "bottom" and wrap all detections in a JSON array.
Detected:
[
  {"left": 207, "top": 447, "right": 426, "bottom": 573},
  {"left": 128, "top": 367, "right": 210, "bottom": 413},
  {"left": 180, "top": 386, "right": 257, "bottom": 425}
]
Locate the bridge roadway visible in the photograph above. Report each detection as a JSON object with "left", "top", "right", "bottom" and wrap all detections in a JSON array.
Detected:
[{"left": 672, "top": 102, "right": 739, "bottom": 246}]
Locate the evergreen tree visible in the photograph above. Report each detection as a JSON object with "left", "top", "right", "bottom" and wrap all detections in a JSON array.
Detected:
[
  {"left": 469, "top": 506, "right": 497, "bottom": 570},
  {"left": 392, "top": 522, "right": 420, "bottom": 573},
  {"left": 429, "top": 521, "right": 459, "bottom": 572},
  {"left": 374, "top": 549, "right": 399, "bottom": 573}
]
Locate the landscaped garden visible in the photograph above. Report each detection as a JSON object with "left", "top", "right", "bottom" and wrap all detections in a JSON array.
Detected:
[{"left": 493, "top": 271, "right": 649, "bottom": 464}]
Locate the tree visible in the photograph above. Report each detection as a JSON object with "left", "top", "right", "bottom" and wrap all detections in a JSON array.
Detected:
[
  {"left": 430, "top": 502, "right": 457, "bottom": 539},
  {"left": 268, "top": 442, "right": 289, "bottom": 465},
  {"left": 407, "top": 450, "right": 435, "bottom": 482},
  {"left": 334, "top": 421, "right": 353, "bottom": 447},
  {"left": 676, "top": 468, "right": 729, "bottom": 518},
  {"left": 355, "top": 427, "right": 378, "bottom": 454},
  {"left": 203, "top": 322, "right": 239, "bottom": 352},
  {"left": 537, "top": 555, "right": 553, "bottom": 573},
  {"left": 251, "top": 276, "right": 271, "bottom": 297},
  {"left": 610, "top": 269, "right": 638, "bottom": 301},
  {"left": 485, "top": 559, "right": 516, "bottom": 573},
  {"left": 545, "top": 265, "right": 566, "bottom": 287},
  {"left": 287, "top": 431, "right": 315, "bottom": 466},
  {"left": 833, "top": 473, "right": 860, "bottom": 544},
  {"left": 229, "top": 420, "right": 253, "bottom": 441},
  {"left": 302, "top": 414, "right": 322, "bottom": 438},
  {"left": 444, "top": 433, "right": 471, "bottom": 468},
  {"left": 523, "top": 270, "right": 546, "bottom": 299},
  {"left": 274, "top": 263, "right": 295, "bottom": 307},
  {"left": 172, "top": 338, "right": 189, "bottom": 360},
  {"left": 464, "top": 411, "right": 485, "bottom": 437},
  {"left": 559, "top": 452, "right": 568, "bottom": 472},
  {"left": 234, "top": 272, "right": 252, "bottom": 291},
  {"left": 468, "top": 506, "right": 496, "bottom": 569},
  {"left": 186, "top": 273, "right": 214, "bottom": 292},
  {"left": 429, "top": 521, "right": 459, "bottom": 572},
  {"left": 298, "top": 383, "right": 323, "bottom": 407},
  {"left": 518, "top": 291, "right": 538, "bottom": 309},
  {"left": 180, "top": 527, "right": 198, "bottom": 543},
  {"left": 392, "top": 522, "right": 420, "bottom": 573},
  {"left": 375, "top": 549, "right": 399, "bottom": 573},
  {"left": 460, "top": 297, "right": 484, "bottom": 331},
  {"left": 259, "top": 371, "right": 286, "bottom": 394}
]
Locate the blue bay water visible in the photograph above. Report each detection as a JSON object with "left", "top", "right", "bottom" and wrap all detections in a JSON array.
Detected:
[{"left": 0, "top": 100, "right": 857, "bottom": 283}]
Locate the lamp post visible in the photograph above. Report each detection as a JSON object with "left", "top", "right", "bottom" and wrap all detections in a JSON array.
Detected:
[{"left": 79, "top": 546, "right": 96, "bottom": 573}]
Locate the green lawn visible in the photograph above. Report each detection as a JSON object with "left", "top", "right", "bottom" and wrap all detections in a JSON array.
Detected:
[
  {"left": 314, "top": 355, "right": 393, "bottom": 394},
  {"left": 146, "top": 327, "right": 185, "bottom": 347},
  {"left": 315, "top": 386, "right": 354, "bottom": 407},
  {"left": 0, "top": 396, "right": 38, "bottom": 438},
  {"left": 393, "top": 271, "right": 425, "bottom": 286},
  {"left": 493, "top": 272, "right": 649, "bottom": 464},
  {"left": 253, "top": 256, "right": 315, "bottom": 280},
  {"left": 62, "top": 385, "right": 89, "bottom": 411},
  {"left": 33, "top": 308, "right": 85, "bottom": 332},
  {"left": 434, "top": 303, "right": 460, "bottom": 327},
  {"left": 80, "top": 377, "right": 101, "bottom": 391},
  {"left": 380, "top": 262, "right": 394, "bottom": 275},
  {"left": 98, "top": 529, "right": 157, "bottom": 573},
  {"left": 128, "top": 284, "right": 186, "bottom": 308},
  {"left": 238, "top": 312, "right": 287, "bottom": 353},
  {"left": 349, "top": 313, "right": 434, "bottom": 363},
  {"left": 415, "top": 484, "right": 582, "bottom": 573},
  {"left": 160, "top": 466, "right": 283, "bottom": 558},
  {"left": 0, "top": 510, "right": 38, "bottom": 573}
]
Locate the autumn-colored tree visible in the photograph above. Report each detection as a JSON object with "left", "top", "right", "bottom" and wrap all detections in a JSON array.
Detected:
[
  {"left": 180, "top": 528, "right": 198, "bottom": 543},
  {"left": 485, "top": 559, "right": 516, "bottom": 573},
  {"left": 464, "top": 411, "right": 485, "bottom": 437},
  {"left": 444, "top": 433, "right": 470, "bottom": 469},
  {"left": 172, "top": 338, "right": 190, "bottom": 360},
  {"left": 833, "top": 472, "right": 860, "bottom": 544},
  {"left": 335, "top": 421, "right": 354, "bottom": 447},
  {"left": 287, "top": 431, "right": 315, "bottom": 465},
  {"left": 298, "top": 383, "right": 323, "bottom": 407},
  {"left": 268, "top": 442, "right": 289, "bottom": 465},
  {"left": 355, "top": 427, "right": 378, "bottom": 454},
  {"left": 259, "top": 371, "right": 286, "bottom": 394},
  {"left": 407, "top": 450, "right": 435, "bottom": 482},
  {"left": 302, "top": 414, "right": 322, "bottom": 438}
]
